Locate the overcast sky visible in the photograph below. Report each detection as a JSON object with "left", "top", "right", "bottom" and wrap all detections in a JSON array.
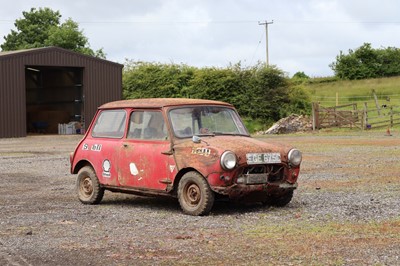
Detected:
[{"left": 1, "top": 0, "right": 399, "bottom": 77}]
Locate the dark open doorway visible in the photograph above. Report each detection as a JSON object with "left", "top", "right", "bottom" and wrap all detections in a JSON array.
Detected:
[{"left": 26, "top": 66, "right": 84, "bottom": 134}]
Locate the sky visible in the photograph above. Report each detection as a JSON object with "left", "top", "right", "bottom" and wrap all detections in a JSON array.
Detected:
[{"left": 1, "top": 0, "right": 399, "bottom": 77}]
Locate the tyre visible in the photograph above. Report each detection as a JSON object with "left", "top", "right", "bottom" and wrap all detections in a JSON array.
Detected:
[
  {"left": 178, "top": 171, "right": 214, "bottom": 216},
  {"left": 263, "top": 190, "right": 294, "bottom": 207},
  {"left": 76, "top": 166, "right": 104, "bottom": 204}
]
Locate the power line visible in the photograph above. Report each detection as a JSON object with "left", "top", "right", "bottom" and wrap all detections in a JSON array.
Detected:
[
  {"left": 1, "top": 19, "right": 400, "bottom": 25},
  {"left": 249, "top": 30, "right": 264, "bottom": 66}
]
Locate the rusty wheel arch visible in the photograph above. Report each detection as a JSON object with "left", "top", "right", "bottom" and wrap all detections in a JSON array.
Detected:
[
  {"left": 171, "top": 167, "right": 205, "bottom": 196},
  {"left": 73, "top": 160, "right": 93, "bottom": 174}
]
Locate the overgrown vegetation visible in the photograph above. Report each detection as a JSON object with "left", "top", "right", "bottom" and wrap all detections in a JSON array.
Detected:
[
  {"left": 123, "top": 61, "right": 311, "bottom": 128},
  {"left": 330, "top": 43, "right": 400, "bottom": 80}
]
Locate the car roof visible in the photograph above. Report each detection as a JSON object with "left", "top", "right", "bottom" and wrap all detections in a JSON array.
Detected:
[{"left": 99, "top": 98, "right": 233, "bottom": 109}]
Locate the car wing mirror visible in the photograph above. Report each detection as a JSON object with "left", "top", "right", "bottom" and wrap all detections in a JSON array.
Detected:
[{"left": 192, "top": 135, "right": 201, "bottom": 143}]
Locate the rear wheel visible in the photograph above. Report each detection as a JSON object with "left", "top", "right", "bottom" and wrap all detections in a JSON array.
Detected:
[
  {"left": 263, "top": 190, "right": 294, "bottom": 207},
  {"left": 178, "top": 171, "right": 214, "bottom": 216},
  {"left": 76, "top": 166, "right": 104, "bottom": 204}
]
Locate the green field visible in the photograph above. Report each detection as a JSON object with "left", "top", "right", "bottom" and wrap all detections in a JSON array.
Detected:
[
  {"left": 303, "top": 76, "right": 400, "bottom": 129},
  {"left": 304, "top": 76, "right": 400, "bottom": 107}
]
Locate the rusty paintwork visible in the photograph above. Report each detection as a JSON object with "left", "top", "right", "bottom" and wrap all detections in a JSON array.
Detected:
[
  {"left": 70, "top": 98, "right": 302, "bottom": 210},
  {"left": 172, "top": 135, "right": 299, "bottom": 198},
  {"left": 100, "top": 98, "right": 232, "bottom": 109}
]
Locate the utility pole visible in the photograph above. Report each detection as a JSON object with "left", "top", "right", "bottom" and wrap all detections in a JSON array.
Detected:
[{"left": 258, "top": 20, "right": 273, "bottom": 66}]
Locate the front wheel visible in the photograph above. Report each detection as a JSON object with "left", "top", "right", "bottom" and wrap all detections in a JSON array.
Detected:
[
  {"left": 76, "top": 166, "right": 104, "bottom": 204},
  {"left": 263, "top": 190, "right": 294, "bottom": 207},
  {"left": 178, "top": 171, "right": 214, "bottom": 216}
]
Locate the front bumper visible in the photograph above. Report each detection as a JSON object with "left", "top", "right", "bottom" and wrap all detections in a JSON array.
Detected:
[{"left": 211, "top": 181, "right": 298, "bottom": 200}]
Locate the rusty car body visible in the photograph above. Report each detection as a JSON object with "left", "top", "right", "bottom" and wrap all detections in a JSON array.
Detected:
[{"left": 70, "top": 98, "right": 302, "bottom": 215}]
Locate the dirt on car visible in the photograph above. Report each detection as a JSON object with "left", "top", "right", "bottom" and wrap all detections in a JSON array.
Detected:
[{"left": 0, "top": 132, "right": 399, "bottom": 265}]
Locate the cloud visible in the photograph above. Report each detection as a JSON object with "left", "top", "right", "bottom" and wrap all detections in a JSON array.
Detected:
[{"left": 1, "top": 0, "right": 400, "bottom": 77}]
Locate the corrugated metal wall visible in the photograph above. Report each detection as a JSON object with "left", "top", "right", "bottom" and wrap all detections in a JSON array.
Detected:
[{"left": 0, "top": 47, "right": 123, "bottom": 138}]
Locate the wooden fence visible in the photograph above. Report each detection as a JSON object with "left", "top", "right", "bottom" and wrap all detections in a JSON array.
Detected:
[{"left": 312, "top": 102, "right": 400, "bottom": 130}]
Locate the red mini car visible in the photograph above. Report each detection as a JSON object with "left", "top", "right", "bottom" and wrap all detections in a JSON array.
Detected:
[{"left": 70, "top": 98, "right": 302, "bottom": 215}]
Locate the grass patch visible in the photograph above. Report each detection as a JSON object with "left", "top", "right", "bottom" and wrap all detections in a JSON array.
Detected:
[
  {"left": 300, "top": 175, "right": 400, "bottom": 192},
  {"left": 305, "top": 76, "right": 400, "bottom": 106},
  {"left": 242, "top": 218, "right": 400, "bottom": 265}
]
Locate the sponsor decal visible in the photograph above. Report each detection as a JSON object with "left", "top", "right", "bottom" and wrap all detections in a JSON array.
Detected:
[
  {"left": 191, "top": 147, "right": 211, "bottom": 156},
  {"left": 91, "top": 144, "right": 102, "bottom": 151},
  {"left": 82, "top": 143, "right": 89, "bottom": 150},
  {"left": 102, "top": 159, "right": 111, "bottom": 178}
]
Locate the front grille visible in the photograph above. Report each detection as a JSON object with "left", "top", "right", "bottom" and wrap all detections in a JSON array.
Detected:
[{"left": 238, "top": 165, "right": 284, "bottom": 184}]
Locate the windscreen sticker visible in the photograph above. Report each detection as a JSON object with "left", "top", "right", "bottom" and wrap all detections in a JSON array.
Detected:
[
  {"left": 192, "top": 147, "right": 211, "bottom": 156},
  {"left": 102, "top": 159, "right": 111, "bottom": 178},
  {"left": 130, "top": 163, "right": 139, "bottom": 176}
]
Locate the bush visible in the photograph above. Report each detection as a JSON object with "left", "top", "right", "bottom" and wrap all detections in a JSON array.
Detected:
[
  {"left": 330, "top": 43, "right": 400, "bottom": 80},
  {"left": 123, "top": 61, "right": 311, "bottom": 125}
]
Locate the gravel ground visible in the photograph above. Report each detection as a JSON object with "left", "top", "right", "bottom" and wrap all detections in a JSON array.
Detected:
[{"left": 0, "top": 133, "right": 399, "bottom": 265}]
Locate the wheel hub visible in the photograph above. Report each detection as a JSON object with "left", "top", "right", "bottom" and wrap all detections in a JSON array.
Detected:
[
  {"left": 81, "top": 177, "right": 93, "bottom": 196},
  {"left": 186, "top": 184, "right": 201, "bottom": 205}
]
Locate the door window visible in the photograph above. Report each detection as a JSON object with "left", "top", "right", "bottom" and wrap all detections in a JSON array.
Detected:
[{"left": 127, "top": 111, "right": 168, "bottom": 140}]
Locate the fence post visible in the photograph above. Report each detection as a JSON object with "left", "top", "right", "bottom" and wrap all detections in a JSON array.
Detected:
[
  {"left": 372, "top": 89, "right": 381, "bottom": 116},
  {"left": 352, "top": 103, "right": 358, "bottom": 129},
  {"left": 390, "top": 106, "right": 393, "bottom": 127},
  {"left": 312, "top": 102, "right": 319, "bottom": 130},
  {"left": 363, "top": 102, "right": 368, "bottom": 130}
]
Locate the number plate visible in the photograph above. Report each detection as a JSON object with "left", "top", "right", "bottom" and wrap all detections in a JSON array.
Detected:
[{"left": 246, "top": 153, "right": 281, "bottom": 164}]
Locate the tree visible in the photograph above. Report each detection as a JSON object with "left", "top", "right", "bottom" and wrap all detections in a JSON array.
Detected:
[
  {"left": 292, "top": 71, "right": 309, "bottom": 80},
  {"left": 330, "top": 43, "right": 400, "bottom": 80},
  {"left": 1, "top": 7, "right": 105, "bottom": 58}
]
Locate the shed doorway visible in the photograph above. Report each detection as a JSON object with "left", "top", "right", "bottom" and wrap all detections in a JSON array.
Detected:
[{"left": 26, "top": 66, "right": 84, "bottom": 134}]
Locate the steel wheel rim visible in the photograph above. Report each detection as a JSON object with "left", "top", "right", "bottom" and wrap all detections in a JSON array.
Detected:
[
  {"left": 80, "top": 176, "right": 93, "bottom": 198},
  {"left": 184, "top": 183, "right": 201, "bottom": 206}
]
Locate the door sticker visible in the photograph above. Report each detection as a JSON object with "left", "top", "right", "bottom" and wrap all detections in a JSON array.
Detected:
[
  {"left": 169, "top": 165, "right": 176, "bottom": 173},
  {"left": 102, "top": 159, "right": 111, "bottom": 178},
  {"left": 91, "top": 144, "right": 102, "bottom": 151}
]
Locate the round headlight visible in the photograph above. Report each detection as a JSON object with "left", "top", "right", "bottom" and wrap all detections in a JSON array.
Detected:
[
  {"left": 288, "top": 149, "right": 302, "bottom": 166},
  {"left": 220, "top": 151, "right": 237, "bottom": 170}
]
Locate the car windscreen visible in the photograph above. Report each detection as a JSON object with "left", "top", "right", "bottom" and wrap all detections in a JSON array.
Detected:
[{"left": 169, "top": 106, "right": 249, "bottom": 138}]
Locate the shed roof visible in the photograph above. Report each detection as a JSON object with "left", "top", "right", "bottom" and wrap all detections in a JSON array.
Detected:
[
  {"left": 100, "top": 98, "right": 232, "bottom": 109},
  {"left": 0, "top": 46, "right": 123, "bottom": 67}
]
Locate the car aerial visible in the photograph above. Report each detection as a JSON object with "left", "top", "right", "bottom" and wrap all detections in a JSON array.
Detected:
[{"left": 70, "top": 98, "right": 302, "bottom": 216}]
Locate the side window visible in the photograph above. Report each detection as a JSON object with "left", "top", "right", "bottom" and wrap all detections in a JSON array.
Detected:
[
  {"left": 92, "top": 110, "right": 126, "bottom": 138},
  {"left": 128, "top": 111, "right": 168, "bottom": 140}
]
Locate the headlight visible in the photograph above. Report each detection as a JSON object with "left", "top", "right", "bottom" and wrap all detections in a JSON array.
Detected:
[
  {"left": 288, "top": 149, "right": 302, "bottom": 166},
  {"left": 220, "top": 151, "right": 237, "bottom": 170}
]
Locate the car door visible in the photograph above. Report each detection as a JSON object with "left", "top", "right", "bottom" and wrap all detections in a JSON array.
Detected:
[
  {"left": 117, "top": 110, "right": 176, "bottom": 190},
  {"left": 85, "top": 109, "right": 127, "bottom": 186}
]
